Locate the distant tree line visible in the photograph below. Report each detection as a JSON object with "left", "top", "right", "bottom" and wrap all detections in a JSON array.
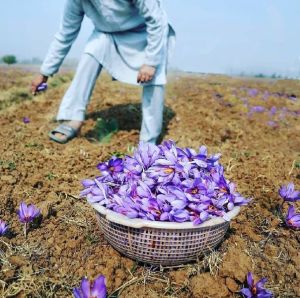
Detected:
[
  {"left": 238, "top": 71, "right": 298, "bottom": 80},
  {"left": 1, "top": 55, "right": 17, "bottom": 65},
  {"left": 0, "top": 56, "right": 78, "bottom": 67}
]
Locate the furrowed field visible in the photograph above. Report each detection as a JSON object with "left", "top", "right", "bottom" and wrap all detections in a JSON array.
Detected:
[{"left": 0, "top": 66, "right": 299, "bottom": 297}]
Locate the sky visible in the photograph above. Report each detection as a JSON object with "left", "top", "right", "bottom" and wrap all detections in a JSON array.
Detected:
[{"left": 0, "top": 0, "right": 299, "bottom": 77}]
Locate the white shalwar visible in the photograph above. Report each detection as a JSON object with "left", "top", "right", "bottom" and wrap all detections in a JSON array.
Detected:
[{"left": 40, "top": 0, "right": 175, "bottom": 143}]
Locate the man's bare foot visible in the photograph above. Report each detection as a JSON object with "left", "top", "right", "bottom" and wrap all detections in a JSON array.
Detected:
[{"left": 53, "top": 120, "right": 83, "bottom": 142}]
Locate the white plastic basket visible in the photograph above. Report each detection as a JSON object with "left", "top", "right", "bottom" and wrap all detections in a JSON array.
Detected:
[{"left": 92, "top": 203, "right": 240, "bottom": 266}]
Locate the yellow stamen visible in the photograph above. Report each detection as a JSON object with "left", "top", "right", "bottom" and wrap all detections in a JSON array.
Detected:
[
  {"left": 164, "top": 168, "right": 174, "bottom": 174},
  {"left": 191, "top": 188, "right": 198, "bottom": 194}
]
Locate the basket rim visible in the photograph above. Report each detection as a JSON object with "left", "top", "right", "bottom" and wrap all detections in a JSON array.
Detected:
[{"left": 91, "top": 203, "right": 240, "bottom": 230}]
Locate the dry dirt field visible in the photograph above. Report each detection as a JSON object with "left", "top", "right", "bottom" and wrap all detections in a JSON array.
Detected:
[{"left": 0, "top": 67, "right": 299, "bottom": 297}]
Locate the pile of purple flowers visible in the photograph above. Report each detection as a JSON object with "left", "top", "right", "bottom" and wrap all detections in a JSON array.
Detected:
[
  {"left": 279, "top": 183, "right": 300, "bottom": 229},
  {"left": 81, "top": 140, "right": 250, "bottom": 225}
]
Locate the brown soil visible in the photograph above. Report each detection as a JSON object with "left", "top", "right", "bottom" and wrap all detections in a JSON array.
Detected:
[{"left": 0, "top": 67, "right": 299, "bottom": 297}]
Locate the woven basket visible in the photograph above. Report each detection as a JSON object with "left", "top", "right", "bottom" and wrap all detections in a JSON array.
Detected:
[{"left": 92, "top": 203, "right": 240, "bottom": 266}]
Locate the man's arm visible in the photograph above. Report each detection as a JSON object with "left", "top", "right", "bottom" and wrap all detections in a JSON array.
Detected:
[
  {"left": 133, "top": 0, "right": 168, "bottom": 67},
  {"left": 40, "top": 0, "right": 84, "bottom": 77}
]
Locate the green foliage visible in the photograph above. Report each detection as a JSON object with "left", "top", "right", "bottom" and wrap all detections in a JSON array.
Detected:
[
  {"left": 25, "top": 142, "right": 44, "bottom": 150},
  {"left": 45, "top": 172, "right": 58, "bottom": 181},
  {"left": 2, "top": 55, "right": 17, "bottom": 65},
  {"left": 94, "top": 117, "right": 119, "bottom": 143},
  {"left": 49, "top": 74, "right": 72, "bottom": 88},
  {"left": 85, "top": 232, "right": 100, "bottom": 245},
  {"left": 108, "top": 151, "right": 125, "bottom": 158},
  {"left": 127, "top": 144, "right": 136, "bottom": 154},
  {"left": 254, "top": 73, "right": 266, "bottom": 78},
  {"left": 0, "top": 160, "right": 16, "bottom": 171},
  {"left": 0, "top": 88, "right": 33, "bottom": 111}
]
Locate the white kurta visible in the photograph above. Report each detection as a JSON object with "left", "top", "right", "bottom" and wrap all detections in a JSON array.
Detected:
[{"left": 40, "top": 0, "right": 175, "bottom": 85}]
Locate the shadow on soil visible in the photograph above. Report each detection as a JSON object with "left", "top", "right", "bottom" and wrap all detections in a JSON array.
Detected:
[{"left": 85, "top": 103, "right": 175, "bottom": 142}]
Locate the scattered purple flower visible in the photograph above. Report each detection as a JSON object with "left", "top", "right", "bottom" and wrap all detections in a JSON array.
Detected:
[
  {"left": 17, "top": 202, "right": 41, "bottom": 238},
  {"left": 279, "top": 183, "right": 300, "bottom": 202},
  {"left": 250, "top": 106, "right": 265, "bottom": 113},
  {"left": 269, "top": 106, "right": 277, "bottom": 116},
  {"left": 240, "top": 272, "right": 273, "bottom": 298},
  {"left": 266, "top": 121, "right": 278, "bottom": 128},
  {"left": 285, "top": 205, "right": 300, "bottom": 229},
  {"left": 0, "top": 220, "right": 8, "bottom": 236},
  {"left": 248, "top": 89, "right": 259, "bottom": 97},
  {"left": 73, "top": 275, "right": 107, "bottom": 298},
  {"left": 23, "top": 117, "right": 30, "bottom": 124},
  {"left": 262, "top": 91, "right": 269, "bottom": 101},
  {"left": 17, "top": 202, "right": 40, "bottom": 223}
]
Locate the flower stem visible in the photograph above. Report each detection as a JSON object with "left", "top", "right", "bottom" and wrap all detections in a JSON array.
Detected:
[{"left": 24, "top": 223, "right": 27, "bottom": 239}]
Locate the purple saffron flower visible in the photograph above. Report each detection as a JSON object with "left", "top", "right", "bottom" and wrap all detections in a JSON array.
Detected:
[
  {"left": 87, "top": 182, "right": 111, "bottom": 205},
  {"left": 192, "top": 210, "right": 209, "bottom": 225},
  {"left": 182, "top": 178, "right": 212, "bottom": 202},
  {"left": 82, "top": 179, "right": 96, "bottom": 188},
  {"left": 240, "top": 272, "right": 273, "bottom": 298},
  {"left": 192, "top": 146, "right": 208, "bottom": 168},
  {"left": 148, "top": 145, "right": 185, "bottom": 184},
  {"left": 250, "top": 106, "right": 265, "bottom": 113},
  {"left": 228, "top": 195, "right": 251, "bottom": 210},
  {"left": 248, "top": 89, "right": 259, "bottom": 97},
  {"left": 177, "top": 147, "right": 197, "bottom": 161},
  {"left": 171, "top": 209, "right": 190, "bottom": 223},
  {"left": 37, "top": 82, "right": 48, "bottom": 92},
  {"left": 133, "top": 142, "right": 160, "bottom": 169},
  {"left": 214, "top": 174, "right": 233, "bottom": 195},
  {"left": 206, "top": 153, "right": 221, "bottom": 169},
  {"left": 17, "top": 202, "right": 41, "bottom": 238},
  {"left": 285, "top": 205, "right": 300, "bottom": 229},
  {"left": 267, "top": 121, "right": 278, "bottom": 128},
  {"left": 262, "top": 91, "right": 270, "bottom": 101},
  {"left": 0, "top": 220, "right": 9, "bottom": 236},
  {"left": 279, "top": 183, "right": 300, "bottom": 202},
  {"left": 17, "top": 202, "right": 40, "bottom": 224},
  {"left": 97, "top": 157, "right": 124, "bottom": 177},
  {"left": 279, "top": 107, "right": 287, "bottom": 121},
  {"left": 23, "top": 117, "right": 30, "bottom": 124},
  {"left": 123, "top": 156, "right": 143, "bottom": 180},
  {"left": 269, "top": 106, "right": 277, "bottom": 116},
  {"left": 73, "top": 275, "right": 107, "bottom": 298}
]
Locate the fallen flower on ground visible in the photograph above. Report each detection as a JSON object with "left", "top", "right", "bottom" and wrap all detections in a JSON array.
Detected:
[
  {"left": 279, "top": 183, "right": 300, "bottom": 203},
  {"left": 23, "top": 117, "right": 30, "bottom": 124},
  {"left": 73, "top": 275, "right": 106, "bottom": 298},
  {"left": 285, "top": 205, "right": 300, "bottom": 229},
  {"left": 240, "top": 272, "right": 273, "bottom": 298},
  {"left": 0, "top": 219, "right": 8, "bottom": 236}
]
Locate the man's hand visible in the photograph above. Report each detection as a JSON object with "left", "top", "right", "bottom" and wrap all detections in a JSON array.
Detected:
[
  {"left": 31, "top": 74, "right": 48, "bottom": 95},
  {"left": 137, "top": 65, "right": 156, "bottom": 84}
]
